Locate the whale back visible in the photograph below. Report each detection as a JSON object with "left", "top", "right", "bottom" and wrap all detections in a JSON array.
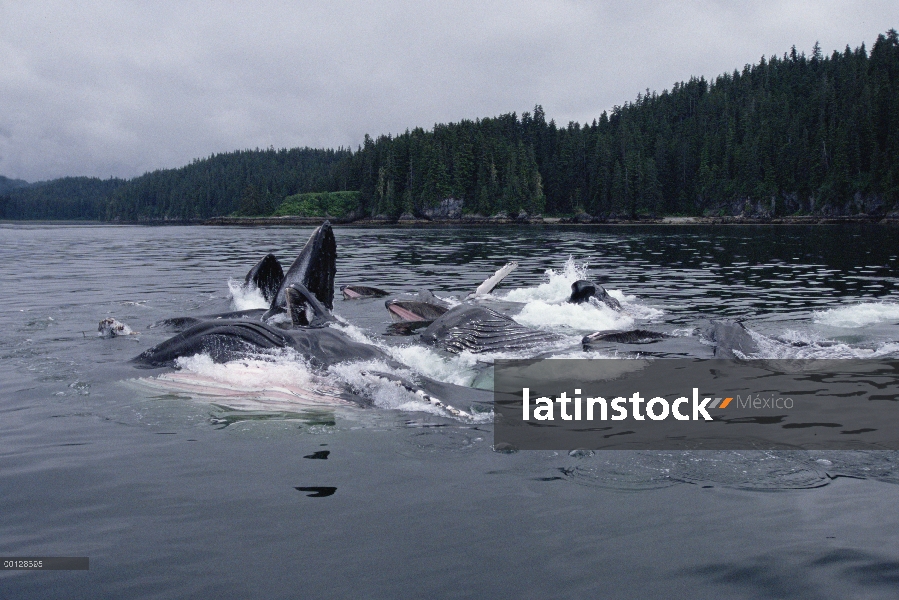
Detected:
[
  {"left": 705, "top": 320, "right": 760, "bottom": 358},
  {"left": 133, "top": 321, "right": 291, "bottom": 367}
]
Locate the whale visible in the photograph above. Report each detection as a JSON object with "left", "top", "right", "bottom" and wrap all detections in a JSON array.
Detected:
[
  {"left": 341, "top": 285, "right": 389, "bottom": 299},
  {"left": 704, "top": 320, "right": 761, "bottom": 358},
  {"left": 419, "top": 304, "right": 565, "bottom": 354},
  {"left": 133, "top": 224, "right": 492, "bottom": 416},
  {"left": 133, "top": 301, "right": 492, "bottom": 416},
  {"left": 568, "top": 280, "right": 621, "bottom": 310},
  {"left": 385, "top": 290, "right": 450, "bottom": 323},
  {"left": 264, "top": 221, "right": 336, "bottom": 318},
  {"left": 244, "top": 253, "right": 284, "bottom": 303},
  {"left": 135, "top": 316, "right": 385, "bottom": 370},
  {"left": 582, "top": 329, "right": 670, "bottom": 346},
  {"left": 382, "top": 263, "right": 521, "bottom": 330},
  {"left": 149, "top": 223, "right": 336, "bottom": 332}
]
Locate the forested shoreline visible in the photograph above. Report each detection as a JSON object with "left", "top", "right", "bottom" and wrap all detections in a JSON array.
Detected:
[{"left": 2, "top": 31, "right": 897, "bottom": 222}]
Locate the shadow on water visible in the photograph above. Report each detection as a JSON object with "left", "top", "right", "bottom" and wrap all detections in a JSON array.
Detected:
[
  {"left": 303, "top": 450, "right": 330, "bottom": 459},
  {"left": 294, "top": 486, "right": 337, "bottom": 497}
]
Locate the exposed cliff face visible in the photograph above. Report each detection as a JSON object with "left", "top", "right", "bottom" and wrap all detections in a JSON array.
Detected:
[
  {"left": 420, "top": 198, "right": 463, "bottom": 220},
  {"left": 703, "top": 192, "right": 889, "bottom": 218}
]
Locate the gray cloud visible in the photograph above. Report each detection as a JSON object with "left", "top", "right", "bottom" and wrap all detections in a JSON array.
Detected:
[{"left": 0, "top": 0, "right": 895, "bottom": 181}]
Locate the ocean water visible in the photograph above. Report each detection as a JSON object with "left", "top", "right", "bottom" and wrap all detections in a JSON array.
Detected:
[{"left": 2, "top": 223, "right": 899, "bottom": 598}]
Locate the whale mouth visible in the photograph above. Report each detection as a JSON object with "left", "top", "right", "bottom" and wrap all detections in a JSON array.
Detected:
[
  {"left": 271, "top": 221, "right": 337, "bottom": 311},
  {"left": 385, "top": 300, "right": 449, "bottom": 323},
  {"left": 341, "top": 285, "right": 389, "bottom": 300}
]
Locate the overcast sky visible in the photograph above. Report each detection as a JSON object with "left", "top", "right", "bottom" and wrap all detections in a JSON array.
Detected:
[{"left": 1, "top": 1, "right": 896, "bottom": 182}]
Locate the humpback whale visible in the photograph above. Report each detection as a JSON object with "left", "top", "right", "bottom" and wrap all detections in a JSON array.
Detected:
[
  {"left": 383, "top": 263, "right": 518, "bottom": 327},
  {"left": 702, "top": 320, "right": 840, "bottom": 358},
  {"left": 150, "top": 222, "right": 337, "bottom": 331},
  {"left": 385, "top": 290, "right": 450, "bottom": 323},
  {"left": 582, "top": 329, "right": 670, "bottom": 346},
  {"left": 134, "top": 224, "right": 492, "bottom": 417},
  {"left": 264, "top": 221, "right": 336, "bottom": 318},
  {"left": 704, "top": 320, "right": 761, "bottom": 358},
  {"left": 568, "top": 280, "right": 621, "bottom": 310},
  {"left": 341, "top": 285, "right": 389, "bottom": 299},
  {"left": 133, "top": 308, "right": 492, "bottom": 416},
  {"left": 419, "top": 304, "right": 564, "bottom": 354},
  {"left": 135, "top": 317, "right": 384, "bottom": 370},
  {"left": 150, "top": 309, "right": 267, "bottom": 332}
]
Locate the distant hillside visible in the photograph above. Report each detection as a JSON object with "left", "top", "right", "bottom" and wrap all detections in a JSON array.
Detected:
[
  {"left": 104, "top": 147, "right": 354, "bottom": 221},
  {"left": 0, "top": 175, "right": 30, "bottom": 195},
  {"left": 1, "top": 177, "right": 125, "bottom": 220},
  {"left": 3, "top": 29, "right": 897, "bottom": 221}
]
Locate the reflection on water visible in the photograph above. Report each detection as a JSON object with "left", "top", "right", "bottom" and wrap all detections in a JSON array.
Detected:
[{"left": 208, "top": 407, "right": 338, "bottom": 429}]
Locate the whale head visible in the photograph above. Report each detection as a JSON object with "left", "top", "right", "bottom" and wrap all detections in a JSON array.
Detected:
[{"left": 271, "top": 221, "right": 337, "bottom": 312}]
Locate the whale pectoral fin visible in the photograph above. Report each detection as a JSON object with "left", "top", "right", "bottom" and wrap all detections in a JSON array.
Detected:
[{"left": 470, "top": 261, "right": 518, "bottom": 297}]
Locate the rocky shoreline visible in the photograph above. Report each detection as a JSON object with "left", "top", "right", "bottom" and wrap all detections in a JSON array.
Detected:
[{"left": 202, "top": 214, "right": 899, "bottom": 226}]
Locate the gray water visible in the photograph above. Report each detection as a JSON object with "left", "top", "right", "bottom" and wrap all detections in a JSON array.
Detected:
[{"left": 2, "top": 223, "right": 899, "bottom": 599}]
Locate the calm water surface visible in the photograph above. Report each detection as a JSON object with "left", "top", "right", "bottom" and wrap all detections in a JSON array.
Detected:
[{"left": 2, "top": 223, "right": 899, "bottom": 599}]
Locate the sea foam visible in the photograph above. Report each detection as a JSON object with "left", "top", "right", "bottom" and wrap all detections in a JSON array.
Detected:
[{"left": 813, "top": 302, "right": 899, "bottom": 328}]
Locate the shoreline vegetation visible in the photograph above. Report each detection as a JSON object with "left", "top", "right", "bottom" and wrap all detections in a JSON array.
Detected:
[{"left": 2, "top": 31, "right": 897, "bottom": 224}]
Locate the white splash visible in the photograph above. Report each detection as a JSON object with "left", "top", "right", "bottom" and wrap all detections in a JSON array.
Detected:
[
  {"left": 388, "top": 344, "right": 482, "bottom": 387},
  {"left": 498, "top": 257, "right": 663, "bottom": 330},
  {"left": 501, "top": 256, "right": 588, "bottom": 303},
  {"left": 813, "top": 302, "right": 899, "bottom": 328},
  {"left": 227, "top": 278, "right": 269, "bottom": 311},
  {"left": 327, "top": 359, "right": 491, "bottom": 421},
  {"left": 331, "top": 322, "right": 485, "bottom": 387},
  {"left": 515, "top": 300, "right": 635, "bottom": 332},
  {"left": 138, "top": 352, "right": 351, "bottom": 412},
  {"left": 737, "top": 328, "right": 899, "bottom": 360},
  {"left": 608, "top": 290, "right": 666, "bottom": 320},
  {"left": 98, "top": 317, "right": 136, "bottom": 338}
]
